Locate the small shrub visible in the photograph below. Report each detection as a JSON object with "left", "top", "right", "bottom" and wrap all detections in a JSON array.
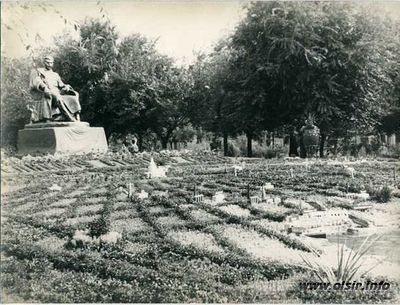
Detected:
[
  {"left": 368, "top": 185, "right": 392, "bottom": 203},
  {"left": 341, "top": 181, "right": 364, "bottom": 193},
  {"left": 226, "top": 142, "right": 241, "bottom": 157},
  {"left": 387, "top": 145, "right": 400, "bottom": 159},
  {"left": 376, "top": 185, "right": 392, "bottom": 203},
  {"left": 88, "top": 216, "right": 109, "bottom": 238},
  {"left": 263, "top": 148, "right": 277, "bottom": 159},
  {"left": 364, "top": 138, "right": 381, "bottom": 156},
  {"left": 301, "top": 234, "right": 381, "bottom": 283}
]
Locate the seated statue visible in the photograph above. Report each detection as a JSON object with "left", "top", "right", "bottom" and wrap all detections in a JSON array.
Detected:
[{"left": 29, "top": 55, "right": 81, "bottom": 123}]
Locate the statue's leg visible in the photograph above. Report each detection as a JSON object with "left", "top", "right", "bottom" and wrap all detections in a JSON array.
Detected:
[
  {"left": 53, "top": 95, "right": 76, "bottom": 122},
  {"left": 75, "top": 112, "right": 80, "bottom": 121}
]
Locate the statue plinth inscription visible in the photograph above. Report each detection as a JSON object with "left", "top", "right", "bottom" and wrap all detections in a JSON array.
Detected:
[{"left": 18, "top": 121, "right": 108, "bottom": 155}]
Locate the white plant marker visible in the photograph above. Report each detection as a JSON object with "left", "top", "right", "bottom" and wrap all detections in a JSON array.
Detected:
[
  {"left": 137, "top": 189, "right": 148, "bottom": 199},
  {"left": 128, "top": 183, "right": 133, "bottom": 198},
  {"left": 234, "top": 167, "right": 237, "bottom": 177},
  {"left": 290, "top": 168, "right": 294, "bottom": 178},
  {"left": 49, "top": 184, "right": 62, "bottom": 191},
  {"left": 212, "top": 191, "right": 225, "bottom": 203},
  {"left": 264, "top": 182, "right": 274, "bottom": 191},
  {"left": 261, "top": 186, "right": 266, "bottom": 201}
]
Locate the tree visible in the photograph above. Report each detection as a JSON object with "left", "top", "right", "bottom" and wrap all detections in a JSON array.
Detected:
[
  {"left": 53, "top": 18, "right": 119, "bottom": 125},
  {"left": 147, "top": 59, "right": 193, "bottom": 149},
  {"left": 189, "top": 43, "right": 241, "bottom": 155},
  {"left": 1, "top": 58, "right": 32, "bottom": 145},
  {"left": 51, "top": 20, "right": 191, "bottom": 148},
  {"left": 379, "top": 107, "right": 400, "bottom": 136},
  {"left": 226, "top": 1, "right": 398, "bottom": 157}
]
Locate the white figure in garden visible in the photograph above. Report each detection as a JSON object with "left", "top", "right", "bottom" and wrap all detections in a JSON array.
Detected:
[
  {"left": 342, "top": 164, "right": 355, "bottom": 179},
  {"left": 147, "top": 157, "right": 168, "bottom": 178}
]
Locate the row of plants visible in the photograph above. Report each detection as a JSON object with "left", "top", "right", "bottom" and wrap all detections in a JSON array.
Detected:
[{"left": 2, "top": 154, "right": 399, "bottom": 302}]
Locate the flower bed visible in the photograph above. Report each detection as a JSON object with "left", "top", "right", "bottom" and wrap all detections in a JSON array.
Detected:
[
  {"left": 35, "top": 236, "right": 66, "bottom": 254},
  {"left": 251, "top": 219, "right": 285, "bottom": 232},
  {"left": 217, "top": 224, "right": 304, "bottom": 264},
  {"left": 155, "top": 215, "right": 187, "bottom": 228},
  {"left": 84, "top": 196, "right": 107, "bottom": 204},
  {"left": 76, "top": 204, "right": 104, "bottom": 216},
  {"left": 110, "top": 218, "right": 151, "bottom": 234},
  {"left": 167, "top": 230, "right": 225, "bottom": 254},
  {"left": 35, "top": 208, "right": 67, "bottom": 218},
  {"left": 2, "top": 152, "right": 399, "bottom": 302},
  {"left": 218, "top": 205, "right": 251, "bottom": 218},
  {"left": 251, "top": 202, "right": 292, "bottom": 214},
  {"left": 65, "top": 215, "right": 101, "bottom": 227},
  {"left": 189, "top": 209, "right": 221, "bottom": 223},
  {"left": 48, "top": 198, "right": 77, "bottom": 208},
  {"left": 109, "top": 209, "right": 139, "bottom": 221}
]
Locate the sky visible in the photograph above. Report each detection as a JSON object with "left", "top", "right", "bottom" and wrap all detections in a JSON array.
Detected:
[
  {"left": 2, "top": 1, "right": 400, "bottom": 65},
  {"left": 1, "top": 1, "right": 246, "bottom": 65}
]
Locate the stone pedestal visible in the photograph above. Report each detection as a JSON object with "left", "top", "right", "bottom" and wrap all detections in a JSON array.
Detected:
[{"left": 17, "top": 122, "right": 108, "bottom": 155}]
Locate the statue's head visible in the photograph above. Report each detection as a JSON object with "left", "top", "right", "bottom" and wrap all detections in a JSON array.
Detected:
[{"left": 44, "top": 55, "right": 54, "bottom": 70}]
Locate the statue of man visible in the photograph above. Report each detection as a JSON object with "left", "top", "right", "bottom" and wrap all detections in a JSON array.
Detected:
[{"left": 29, "top": 55, "right": 81, "bottom": 122}]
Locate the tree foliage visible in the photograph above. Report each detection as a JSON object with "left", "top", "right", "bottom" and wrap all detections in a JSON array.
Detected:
[
  {"left": 189, "top": 1, "right": 400, "bottom": 156},
  {"left": 2, "top": 3, "right": 400, "bottom": 155},
  {"left": 1, "top": 58, "right": 33, "bottom": 145},
  {"left": 2, "top": 18, "right": 192, "bottom": 149}
]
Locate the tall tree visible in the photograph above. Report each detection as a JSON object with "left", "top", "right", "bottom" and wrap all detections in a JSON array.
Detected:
[
  {"left": 226, "top": 1, "right": 398, "bottom": 156},
  {"left": 189, "top": 43, "right": 241, "bottom": 155},
  {"left": 1, "top": 58, "right": 32, "bottom": 145}
]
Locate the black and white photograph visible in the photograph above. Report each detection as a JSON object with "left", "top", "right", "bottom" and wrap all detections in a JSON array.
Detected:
[{"left": 1, "top": 0, "right": 400, "bottom": 303}]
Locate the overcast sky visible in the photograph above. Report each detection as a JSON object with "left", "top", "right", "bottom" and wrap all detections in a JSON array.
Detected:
[
  {"left": 1, "top": 1, "right": 246, "bottom": 65},
  {"left": 2, "top": 1, "right": 400, "bottom": 65}
]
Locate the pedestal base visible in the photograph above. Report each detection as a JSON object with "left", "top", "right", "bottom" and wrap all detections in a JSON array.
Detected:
[{"left": 17, "top": 122, "right": 108, "bottom": 155}]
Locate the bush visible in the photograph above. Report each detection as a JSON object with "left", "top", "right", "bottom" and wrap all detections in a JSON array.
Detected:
[
  {"left": 387, "top": 145, "right": 400, "bottom": 159},
  {"left": 226, "top": 142, "right": 241, "bottom": 157},
  {"left": 364, "top": 138, "right": 381, "bottom": 156},
  {"left": 339, "top": 181, "right": 364, "bottom": 193},
  {"left": 225, "top": 135, "right": 286, "bottom": 158},
  {"left": 367, "top": 185, "right": 392, "bottom": 203},
  {"left": 377, "top": 185, "right": 392, "bottom": 203}
]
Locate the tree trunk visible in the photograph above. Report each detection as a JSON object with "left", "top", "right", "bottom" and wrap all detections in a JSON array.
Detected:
[
  {"left": 319, "top": 134, "right": 326, "bottom": 158},
  {"left": 161, "top": 138, "right": 168, "bottom": 149},
  {"left": 138, "top": 133, "right": 143, "bottom": 151},
  {"left": 272, "top": 131, "right": 275, "bottom": 147},
  {"left": 246, "top": 131, "right": 253, "bottom": 157},
  {"left": 223, "top": 132, "right": 228, "bottom": 156},
  {"left": 299, "top": 136, "right": 306, "bottom": 158},
  {"left": 333, "top": 138, "right": 338, "bottom": 156},
  {"left": 266, "top": 131, "right": 271, "bottom": 147},
  {"left": 289, "top": 132, "right": 299, "bottom": 157}
]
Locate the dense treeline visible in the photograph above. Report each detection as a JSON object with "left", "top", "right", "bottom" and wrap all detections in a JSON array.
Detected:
[
  {"left": 188, "top": 2, "right": 400, "bottom": 156},
  {"left": 2, "top": 2, "right": 400, "bottom": 155}
]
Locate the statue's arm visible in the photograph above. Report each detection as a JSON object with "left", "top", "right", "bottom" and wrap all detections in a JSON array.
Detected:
[
  {"left": 56, "top": 73, "right": 73, "bottom": 91},
  {"left": 29, "top": 69, "right": 46, "bottom": 92},
  {"left": 29, "top": 69, "right": 52, "bottom": 98}
]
